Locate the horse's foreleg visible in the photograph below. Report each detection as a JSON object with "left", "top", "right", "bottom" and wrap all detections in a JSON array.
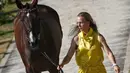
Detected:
[{"left": 20, "top": 54, "right": 32, "bottom": 73}]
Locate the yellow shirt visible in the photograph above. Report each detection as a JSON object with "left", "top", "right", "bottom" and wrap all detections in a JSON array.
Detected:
[{"left": 76, "top": 28, "right": 106, "bottom": 73}]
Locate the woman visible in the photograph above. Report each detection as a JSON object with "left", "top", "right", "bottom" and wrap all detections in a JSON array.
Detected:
[{"left": 57, "top": 12, "right": 120, "bottom": 73}]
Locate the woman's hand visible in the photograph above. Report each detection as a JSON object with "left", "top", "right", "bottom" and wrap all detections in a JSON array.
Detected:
[
  {"left": 57, "top": 64, "right": 64, "bottom": 70},
  {"left": 114, "top": 65, "right": 120, "bottom": 73}
]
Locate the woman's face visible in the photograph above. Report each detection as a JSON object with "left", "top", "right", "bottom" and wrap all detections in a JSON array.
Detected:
[{"left": 77, "top": 16, "right": 90, "bottom": 32}]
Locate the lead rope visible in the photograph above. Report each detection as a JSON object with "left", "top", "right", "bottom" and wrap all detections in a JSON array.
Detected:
[{"left": 41, "top": 52, "right": 64, "bottom": 73}]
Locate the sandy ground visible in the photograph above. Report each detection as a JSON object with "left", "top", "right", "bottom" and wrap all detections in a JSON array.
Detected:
[{"left": 1, "top": 0, "right": 130, "bottom": 73}]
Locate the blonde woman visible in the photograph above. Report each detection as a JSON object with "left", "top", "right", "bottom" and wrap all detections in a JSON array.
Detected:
[{"left": 57, "top": 12, "right": 120, "bottom": 73}]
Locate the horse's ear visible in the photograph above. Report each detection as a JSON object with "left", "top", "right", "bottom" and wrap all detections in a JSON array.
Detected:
[
  {"left": 31, "top": 0, "right": 38, "bottom": 7},
  {"left": 15, "top": 0, "right": 24, "bottom": 9}
]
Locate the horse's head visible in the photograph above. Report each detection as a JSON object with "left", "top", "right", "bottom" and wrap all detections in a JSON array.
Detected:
[
  {"left": 15, "top": 0, "right": 39, "bottom": 25},
  {"left": 14, "top": 0, "right": 40, "bottom": 48}
]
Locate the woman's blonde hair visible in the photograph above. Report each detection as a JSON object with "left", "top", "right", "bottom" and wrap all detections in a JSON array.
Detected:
[{"left": 69, "top": 12, "right": 98, "bottom": 36}]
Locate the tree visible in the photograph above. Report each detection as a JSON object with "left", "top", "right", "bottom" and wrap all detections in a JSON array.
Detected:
[{"left": 0, "top": 0, "right": 7, "bottom": 10}]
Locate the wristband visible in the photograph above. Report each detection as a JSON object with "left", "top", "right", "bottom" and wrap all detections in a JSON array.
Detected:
[{"left": 112, "top": 63, "right": 117, "bottom": 67}]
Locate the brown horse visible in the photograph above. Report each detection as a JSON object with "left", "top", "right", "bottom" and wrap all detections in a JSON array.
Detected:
[{"left": 13, "top": 0, "right": 63, "bottom": 73}]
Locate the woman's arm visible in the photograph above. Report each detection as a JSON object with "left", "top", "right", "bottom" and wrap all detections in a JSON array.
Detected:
[
  {"left": 99, "top": 34, "right": 120, "bottom": 73},
  {"left": 58, "top": 36, "right": 78, "bottom": 69}
]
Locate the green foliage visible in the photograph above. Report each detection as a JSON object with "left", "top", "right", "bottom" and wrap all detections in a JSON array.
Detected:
[
  {"left": 0, "top": 14, "right": 14, "bottom": 25},
  {"left": 0, "top": 0, "right": 31, "bottom": 39},
  {"left": 0, "top": 1, "right": 17, "bottom": 25},
  {"left": 0, "top": 0, "right": 31, "bottom": 11}
]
